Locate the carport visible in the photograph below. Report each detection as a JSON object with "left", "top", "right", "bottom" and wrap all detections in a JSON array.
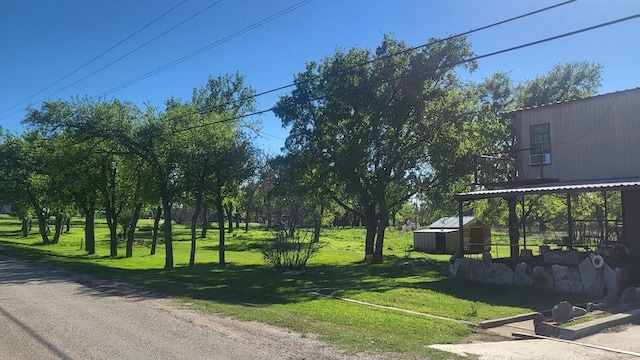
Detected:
[{"left": 453, "top": 177, "right": 640, "bottom": 259}]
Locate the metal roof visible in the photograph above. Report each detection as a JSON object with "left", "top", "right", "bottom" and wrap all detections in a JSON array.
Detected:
[
  {"left": 413, "top": 228, "right": 458, "bottom": 233},
  {"left": 427, "top": 216, "right": 475, "bottom": 229},
  {"left": 455, "top": 177, "right": 640, "bottom": 201},
  {"left": 500, "top": 87, "right": 640, "bottom": 117}
]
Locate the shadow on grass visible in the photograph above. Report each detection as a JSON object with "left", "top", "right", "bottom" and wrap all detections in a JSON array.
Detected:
[
  {"left": 0, "top": 239, "right": 587, "bottom": 312},
  {"left": 409, "top": 277, "right": 590, "bottom": 311},
  {"left": 202, "top": 241, "right": 265, "bottom": 252},
  {"left": 0, "top": 230, "right": 26, "bottom": 238}
]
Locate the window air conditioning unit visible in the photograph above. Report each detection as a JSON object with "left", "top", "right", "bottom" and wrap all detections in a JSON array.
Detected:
[{"left": 529, "top": 153, "right": 551, "bottom": 165}]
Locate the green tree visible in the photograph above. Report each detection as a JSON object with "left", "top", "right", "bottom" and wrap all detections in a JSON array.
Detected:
[
  {"left": 132, "top": 103, "right": 187, "bottom": 269},
  {"left": 0, "top": 132, "right": 52, "bottom": 244},
  {"left": 515, "top": 61, "right": 603, "bottom": 108},
  {"left": 473, "top": 62, "right": 603, "bottom": 255},
  {"left": 274, "top": 35, "right": 476, "bottom": 262},
  {"left": 183, "top": 73, "right": 257, "bottom": 268},
  {"left": 23, "top": 99, "right": 142, "bottom": 255},
  {"left": 210, "top": 136, "right": 257, "bottom": 266},
  {"left": 241, "top": 151, "right": 272, "bottom": 232}
]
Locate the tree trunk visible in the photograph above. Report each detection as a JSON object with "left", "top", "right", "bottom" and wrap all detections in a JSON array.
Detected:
[
  {"left": 125, "top": 203, "right": 142, "bottom": 258},
  {"left": 244, "top": 210, "right": 250, "bottom": 232},
  {"left": 36, "top": 210, "right": 50, "bottom": 245},
  {"left": 245, "top": 189, "right": 256, "bottom": 232},
  {"left": 363, "top": 205, "right": 376, "bottom": 260},
  {"left": 373, "top": 208, "right": 389, "bottom": 264},
  {"left": 507, "top": 196, "right": 520, "bottom": 258},
  {"left": 200, "top": 204, "right": 209, "bottom": 238},
  {"left": 35, "top": 209, "right": 50, "bottom": 245},
  {"left": 313, "top": 204, "right": 323, "bottom": 243},
  {"left": 21, "top": 218, "right": 29, "bottom": 237},
  {"left": 105, "top": 206, "right": 118, "bottom": 257},
  {"left": 51, "top": 214, "right": 63, "bottom": 244},
  {"left": 226, "top": 202, "right": 233, "bottom": 234},
  {"left": 372, "top": 187, "right": 389, "bottom": 264},
  {"left": 163, "top": 199, "right": 174, "bottom": 270},
  {"left": 65, "top": 217, "right": 71, "bottom": 233},
  {"left": 84, "top": 208, "right": 96, "bottom": 255},
  {"left": 235, "top": 211, "right": 240, "bottom": 230},
  {"left": 266, "top": 199, "right": 272, "bottom": 229},
  {"left": 150, "top": 205, "right": 162, "bottom": 256},
  {"left": 189, "top": 194, "right": 203, "bottom": 269},
  {"left": 216, "top": 197, "right": 226, "bottom": 266}
]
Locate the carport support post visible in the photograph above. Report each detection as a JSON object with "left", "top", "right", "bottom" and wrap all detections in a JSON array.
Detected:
[
  {"left": 603, "top": 191, "right": 608, "bottom": 241},
  {"left": 521, "top": 196, "right": 526, "bottom": 249},
  {"left": 458, "top": 200, "right": 464, "bottom": 256},
  {"left": 567, "top": 193, "right": 573, "bottom": 249}
]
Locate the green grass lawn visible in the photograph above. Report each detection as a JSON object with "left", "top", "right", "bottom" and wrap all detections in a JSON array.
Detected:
[{"left": 0, "top": 214, "right": 586, "bottom": 359}]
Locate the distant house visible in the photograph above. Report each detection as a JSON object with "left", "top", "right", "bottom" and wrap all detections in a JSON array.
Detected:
[
  {"left": 456, "top": 88, "right": 640, "bottom": 257},
  {"left": 413, "top": 216, "right": 490, "bottom": 254}
]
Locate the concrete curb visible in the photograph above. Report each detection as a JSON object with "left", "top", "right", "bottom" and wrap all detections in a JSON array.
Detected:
[
  {"left": 559, "top": 308, "right": 640, "bottom": 340},
  {"left": 477, "top": 312, "right": 540, "bottom": 329}
]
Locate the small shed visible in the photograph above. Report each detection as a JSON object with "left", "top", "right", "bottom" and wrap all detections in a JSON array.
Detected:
[{"left": 413, "top": 216, "right": 491, "bottom": 254}]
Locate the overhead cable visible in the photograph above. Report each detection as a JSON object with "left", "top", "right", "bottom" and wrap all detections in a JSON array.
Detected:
[
  {"left": 173, "top": 14, "right": 640, "bottom": 134},
  {"left": 0, "top": 0, "right": 188, "bottom": 116},
  {"left": 99, "top": 0, "right": 313, "bottom": 97},
  {"left": 152, "top": 0, "right": 580, "bottom": 123},
  {"left": 36, "top": 1, "right": 225, "bottom": 107}
]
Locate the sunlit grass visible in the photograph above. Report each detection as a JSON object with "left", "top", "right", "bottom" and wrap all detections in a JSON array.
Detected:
[{"left": 0, "top": 214, "right": 586, "bottom": 359}]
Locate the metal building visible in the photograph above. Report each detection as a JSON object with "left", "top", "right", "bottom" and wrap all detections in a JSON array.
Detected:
[{"left": 413, "top": 216, "right": 491, "bottom": 254}]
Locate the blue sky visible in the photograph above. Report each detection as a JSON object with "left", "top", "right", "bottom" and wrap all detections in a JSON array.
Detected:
[{"left": 1, "top": 0, "right": 638, "bottom": 153}]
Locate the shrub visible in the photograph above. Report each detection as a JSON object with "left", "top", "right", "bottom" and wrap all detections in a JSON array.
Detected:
[{"left": 261, "top": 229, "right": 322, "bottom": 269}]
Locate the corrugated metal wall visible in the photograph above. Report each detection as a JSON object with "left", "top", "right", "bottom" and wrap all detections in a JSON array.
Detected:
[
  {"left": 514, "top": 89, "right": 640, "bottom": 182},
  {"left": 413, "top": 231, "right": 436, "bottom": 251}
]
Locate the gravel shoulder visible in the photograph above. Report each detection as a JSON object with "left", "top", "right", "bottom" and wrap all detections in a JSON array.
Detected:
[{"left": 0, "top": 256, "right": 382, "bottom": 360}]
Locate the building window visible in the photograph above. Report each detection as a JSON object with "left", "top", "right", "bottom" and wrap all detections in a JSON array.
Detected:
[{"left": 530, "top": 123, "right": 550, "bottom": 154}]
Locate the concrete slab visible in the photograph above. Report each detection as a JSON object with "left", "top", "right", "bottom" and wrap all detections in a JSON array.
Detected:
[
  {"left": 485, "top": 320, "right": 535, "bottom": 338},
  {"left": 431, "top": 309, "right": 640, "bottom": 359},
  {"left": 477, "top": 312, "right": 539, "bottom": 329},
  {"left": 430, "top": 338, "right": 637, "bottom": 360},
  {"left": 559, "top": 308, "right": 640, "bottom": 340}
]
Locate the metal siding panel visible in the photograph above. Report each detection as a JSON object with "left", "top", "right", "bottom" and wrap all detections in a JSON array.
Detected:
[
  {"left": 414, "top": 232, "right": 426, "bottom": 250},
  {"left": 456, "top": 178, "right": 640, "bottom": 200},
  {"left": 446, "top": 232, "right": 459, "bottom": 253},
  {"left": 516, "top": 90, "right": 640, "bottom": 182},
  {"left": 426, "top": 233, "right": 436, "bottom": 250}
]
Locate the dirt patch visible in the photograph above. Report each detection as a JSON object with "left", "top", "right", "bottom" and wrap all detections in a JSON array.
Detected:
[
  {"left": 465, "top": 328, "right": 511, "bottom": 343},
  {"left": 598, "top": 322, "right": 633, "bottom": 334}
]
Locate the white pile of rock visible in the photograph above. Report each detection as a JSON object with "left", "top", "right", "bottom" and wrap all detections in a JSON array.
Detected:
[
  {"left": 449, "top": 252, "right": 514, "bottom": 285},
  {"left": 449, "top": 252, "right": 626, "bottom": 298}
]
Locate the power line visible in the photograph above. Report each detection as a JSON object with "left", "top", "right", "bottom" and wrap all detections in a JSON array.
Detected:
[
  {"left": 1, "top": 0, "right": 571, "bottom": 128},
  {"left": 25, "top": 0, "right": 225, "bottom": 113},
  {"left": 0, "top": 1, "right": 313, "bottom": 135},
  {"left": 173, "top": 14, "right": 640, "bottom": 134},
  {"left": 152, "top": 0, "right": 579, "bottom": 124},
  {"left": 229, "top": 0, "right": 579, "bottom": 107},
  {"left": 0, "top": 0, "right": 188, "bottom": 116},
  {"left": 98, "top": 0, "right": 313, "bottom": 98}
]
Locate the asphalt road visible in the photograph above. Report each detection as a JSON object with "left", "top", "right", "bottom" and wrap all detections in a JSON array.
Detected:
[{"left": 0, "top": 256, "right": 367, "bottom": 360}]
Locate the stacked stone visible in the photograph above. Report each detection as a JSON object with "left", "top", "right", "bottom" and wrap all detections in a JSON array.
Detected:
[{"left": 450, "top": 252, "right": 628, "bottom": 298}]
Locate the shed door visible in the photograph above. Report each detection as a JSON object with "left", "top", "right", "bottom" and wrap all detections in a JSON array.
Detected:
[
  {"left": 469, "top": 227, "right": 484, "bottom": 252},
  {"left": 435, "top": 233, "right": 446, "bottom": 252}
]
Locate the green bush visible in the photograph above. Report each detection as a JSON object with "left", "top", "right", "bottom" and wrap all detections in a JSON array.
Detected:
[{"left": 261, "top": 229, "right": 322, "bottom": 269}]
